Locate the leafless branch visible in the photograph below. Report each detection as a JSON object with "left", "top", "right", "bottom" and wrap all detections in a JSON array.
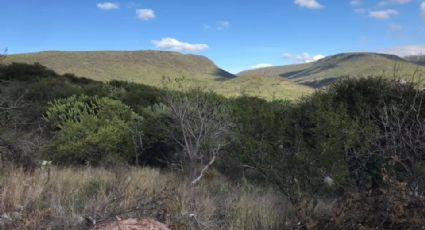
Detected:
[{"left": 162, "top": 78, "right": 231, "bottom": 183}]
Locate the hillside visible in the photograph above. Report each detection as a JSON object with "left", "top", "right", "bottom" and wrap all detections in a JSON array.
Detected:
[
  {"left": 405, "top": 55, "right": 425, "bottom": 66},
  {"left": 7, "top": 50, "right": 235, "bottom": 83},
  {"left": 239, "top": 53, "right": 425, "bottom": 88},
  {"left": 6, "top": 50, "right": 312, "bottom": 100},
  {"left": 217, "top": 75, "right": 313, "bottom": 100}
]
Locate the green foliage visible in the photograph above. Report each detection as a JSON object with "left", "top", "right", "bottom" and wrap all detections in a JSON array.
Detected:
[
  {"left": 44, "top": 95, "right": 142, "bottom": 166},
  {"left": 228, "top": 94, "right": 360, "bottom": 201},
  {"left": 327, "top": 78, "right": 425, "bottom": 192},
  {"left": 108, "top": 80, "right": 162, "bottom": 113},
  {"left": 137, "top": 103, "right": 177, "bottom": 166},
  {"left": 0, "top": 62, "right": 55, "bottom": 81},
  {"left": 228, "top": 77, "right": 425, "bottom": 204},
  {"left": 0, "top": 63, "right": 163, "bottom": 168},
  {"left": 4, "top": 62, "right": 425, "bottom": 213}
]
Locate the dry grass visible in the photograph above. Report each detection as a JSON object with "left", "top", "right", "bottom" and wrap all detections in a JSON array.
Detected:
[{"left": 0, "top": 167, "right": 290, "bottom": 230}]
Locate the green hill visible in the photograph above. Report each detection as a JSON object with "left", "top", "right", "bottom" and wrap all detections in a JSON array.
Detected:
[
  {"left": 6, "top": 50, "right": 235, "bottom": 83},
  {"left": 6, "top": 50, "right": 312, "bottom": 100},
  {"left": 239, "top": 53, "right": 425, "bottom": 88}
]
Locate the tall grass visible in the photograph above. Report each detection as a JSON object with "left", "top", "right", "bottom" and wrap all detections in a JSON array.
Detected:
[{"left": 0, "top": 167, "right": 290, "bottom": 229}]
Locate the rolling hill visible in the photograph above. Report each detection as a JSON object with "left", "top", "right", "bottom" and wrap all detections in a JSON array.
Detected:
[
  {"left": 6, "top": 50, "right": 313, "bottom": 100},
  {"left": 239, "top": 53, "right": 425, "bottom": 88}
]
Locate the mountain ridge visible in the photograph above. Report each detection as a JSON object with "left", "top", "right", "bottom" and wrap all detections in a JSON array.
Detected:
[
  {"left": 239, "top": 52, "right": 425, "bottom": 88},
  {"left": 5, "top": 50, "right": 312, "bottom": 100},
  {"left": 7, "top": 50, "right": 236, "bottom": 81}
]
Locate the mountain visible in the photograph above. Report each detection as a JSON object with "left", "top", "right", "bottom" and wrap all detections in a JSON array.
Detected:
[
  {"left": 405, "top": 55, "right": 425, "bottom": 66},
  {"left": 6, "top": 50, "right": 312, "bottom": 100},
  {"left": 6, "top": 50, "right": 235, "bottom": 84},
  {"left": 239, "top": 53, "right": 425, "bottom": 88}
]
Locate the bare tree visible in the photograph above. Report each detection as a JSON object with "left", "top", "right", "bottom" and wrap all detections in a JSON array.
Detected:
[
  {"left": 131, "top": 118, "right": 144, "bottom": 166},
  {"left": 0, "top": 84, "right": 43, "bottom": 170},
  {"left": 162, "top": 78, "right": 231, "bottom": 184},
  {"left": 377, "top": 85, "right": 425, "bottom": 195},
  {"left": 345, "top": 80, "right": 425, "bottom": 195},
  {"left": 0, "top": 48, "right": 7, "bottom": 63}
]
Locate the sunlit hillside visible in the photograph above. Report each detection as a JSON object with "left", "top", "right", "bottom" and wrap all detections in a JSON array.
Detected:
[
  {"left": 239, "top": 53, "right": 425, "bottom": 88},
  {"left": 7, "top": 51, "right": 313, "bottom": 100}
]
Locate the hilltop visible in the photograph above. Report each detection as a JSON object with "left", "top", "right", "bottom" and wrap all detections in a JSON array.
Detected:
[
  {"left": 6, "top": 50, "right": 312, "bottom": 100},
  {"left": 239, "top": 53, "right": 425, "bottom": 88}
]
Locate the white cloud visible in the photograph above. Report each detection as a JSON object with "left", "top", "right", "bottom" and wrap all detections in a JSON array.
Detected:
[
  {"left": 152, "top": 38, "right": 209, "bottom": 52},
  {"left": 97, "top": 2, "right": 120, "bottom": 10},
  {"left": 388, "top": 23, "right": 403, "bottom": 31},
  {"left": 312, "top": 54, "right": 326, "bottom": 61},
  {"left": 283, "top": 52, "right": 325, "bottom": 63},
  {"left": 381, "top": 45, "right": 425, "bottom": 57},
  {"left": 136, "top": 9, "right": 155, "bottom": 20},
  {"left": 204, "top": 21, "right": 231, "bottom": 31},
  {"left": 369, "top": 9, "right": 398, "bottom": 19},
  {"left": 353, "top": 8, "right": 367, "bottom": 14},
  {"left": 294, "top": 0, "right": 324, "bottom": 9},
  {"left": 351, "top": 0, "right": 362, "bottom": 6},
  {"left": 249, "top": 63, "right": 274, "bottom": 70},
  {"left": 217, "top": 21, "right": 230, "bottom": 30},
  {"left": 379, "top": 0, "right": 411, "bottom": 6},
  {"left": 421, "top": 2, "right": 425, "bottom": 20}
]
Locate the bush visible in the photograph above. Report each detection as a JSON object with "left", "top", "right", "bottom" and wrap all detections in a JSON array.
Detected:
[
  {"left": 108, "top": 80, "right": 162, "bottom": 113},
  {"left": 229, "top": 77, "right": 425, "bottom": 226},
  {"left": 138, "top": 103, "right": 178, "bottom": 167},
  {"left": 0, "top": 63, "right": 55, "bottom": 81},
  {"left": 44, "top": 95, "right": 142, "bottom": 166},
  {"left": 318, "top": 175, "right": 425, "bottom": 229}
]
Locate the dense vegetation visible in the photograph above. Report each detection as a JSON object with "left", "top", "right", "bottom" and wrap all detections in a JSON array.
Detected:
[{"left": 2, "top": 62, "right": 425, "bottom": 229}]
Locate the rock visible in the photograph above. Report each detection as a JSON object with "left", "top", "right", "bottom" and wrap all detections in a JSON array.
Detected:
[
  {"left": 9, "top": 211, "right": 22, "bottom": 221},
  {"left": 324, "top": 176, "right": 334, "bottom": 187},
  {"left": 1, "top": 213, "right": 11, "bottom": 221},
  {"left": 0, "top": 213, "right": 12, "bottom": 226}
]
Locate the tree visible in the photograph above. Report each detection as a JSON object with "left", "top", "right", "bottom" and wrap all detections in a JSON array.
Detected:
[
  {"left": 354, "top": 81, "right": 425, "bottom": 194},
  {"left": 0, "top": 48, "right": 7, "bottom": 63},
  {"left": 162, "top": 81, "right": 231, "bottom": 184}
]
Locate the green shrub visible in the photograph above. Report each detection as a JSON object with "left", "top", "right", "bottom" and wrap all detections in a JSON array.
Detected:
[
  {"left": 108, "top": 80, "right": 162, "bottom": 113},
  {"left": 0, "top": 63, "right": 55, "bottom": 81},
  {"left": 229, "top": 77, "right": 425, "bottom": 206},
  {"left": 44, "top": 95, "right": 142, "bottom": 166}
]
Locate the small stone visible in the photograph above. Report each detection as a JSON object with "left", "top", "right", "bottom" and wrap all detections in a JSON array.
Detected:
[
  {"left": 324, "top": 176, "right": 334, "bottom": 187},
  {"left": 1, "top": 213, "right": 11, "bottom": 221}
]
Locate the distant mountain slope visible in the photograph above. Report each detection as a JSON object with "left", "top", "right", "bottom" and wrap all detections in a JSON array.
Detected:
[
  {"left": 6, "top": 50, "right": 312, "bottom": 100},
  {"left": 240, "top": 53, "right": 425, "bottom": 88},
  {"left": 405, "top": 55, "right": 425, "bottom": 66},
  {"left": 7, "top": 51, "right": 235, "bottom": 84}
]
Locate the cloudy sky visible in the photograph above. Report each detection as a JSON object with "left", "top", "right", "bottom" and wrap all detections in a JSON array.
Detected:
[{"left": 1, "top": 0, "right": 424, "bottom": 73}]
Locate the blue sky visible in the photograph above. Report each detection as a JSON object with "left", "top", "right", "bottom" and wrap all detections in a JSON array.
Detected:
[{"left": 0, "top": 0, "right": 424, "bottom": 73}]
